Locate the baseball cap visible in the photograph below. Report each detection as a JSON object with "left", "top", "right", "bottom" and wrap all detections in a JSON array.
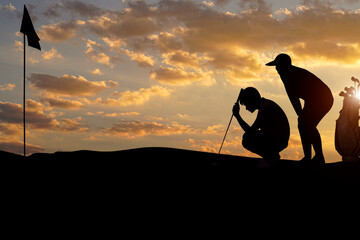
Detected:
[{"left": 265, "top": 53, "right": 292, "bottom": 66}]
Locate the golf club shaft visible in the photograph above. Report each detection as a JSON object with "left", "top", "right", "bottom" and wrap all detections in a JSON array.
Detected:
[
  {"left": 218, "top": 88, "right": 242, "bottom": 154},
  {"left": 218, "top": 114, "right": 233, "bottom": 154}
]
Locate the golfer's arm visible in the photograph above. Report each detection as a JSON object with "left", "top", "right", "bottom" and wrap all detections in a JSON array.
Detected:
[
  {"left": 234, "top": 114, "right": 251, "bottom": 132},
  {"left": 289, "top": 96, "right": 302, "bottom": 116},
  {"left": 285, "top": 86, "right": 302, "bottom": 116}
]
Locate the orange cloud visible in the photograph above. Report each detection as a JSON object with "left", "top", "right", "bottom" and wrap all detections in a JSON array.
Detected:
[
  {"left": 96, "top": 85, "right": 172, "bottom": 106},
  {"left": 186, "top": 138, "right": 219, "bottom": 153},
  {"left": 86, "top": 111, "right": 141, "bottom": 117},
  {"left": 288, "top": 42, "right": 360, "bottom": 64},
  {"left": 202, "top": 124, "right": 225, "bottom": 135},
  {"left": 39, "top": 21, "right": 77, "bottom": 42},
  {"left": 42, "top": 48, "right": 63, "bottom": 60},
  {"left": 222, "top": 68, "right": 261, "bottom": 85},
  {"left": 103, "top": 37, "right": 126, "bottom": 48},
  {"left": 164, "top": 1, "right": 360, "bottom": 63},
  {"left": 122, "top": 49, "right": 155, "bottom": 67},
  {"left": 150, "top": 67, "right": 215, "bottom": 86},
  {"left": 103, "top": 120, "right": 194, "bottom": 138},
  {"left": 206, "top": 49, "right": 261, "bottom": 70},
  {"left": 162, "top": 50, "right": 205, "bottom": 69},
  {"left": 40, "top": 0, "right": 360, "bottom": 91},
  {"left": 13, "top": 40, "right": 23, "bottom": 51},
  {"left": 0, "top": 3, "right": 16, "bottom": 12},
  {"left": 132, "top": 31, "right": 183, "bottom": 53},
  {"left": 28, "top": 73, "right": 117, "bottom": 96},
  {"left": 90, "top": 68, "right": 103, "bottom": 75},
  {"left": 87, "top": 8, "right": 160, "bottom": 38},
  {"left": 104, "top": 112, "right": 140, "bottom": 117},
  {"left": 0, "top": 83, "right": 15, "bottom": 91},
  {"left": 85, "top": 39, "right": 122, "bottom": 67},
  {"left": 0, "top": 123, "right": 22, "bottom": 136},
  {"left": 40, "top": 97, "right": 84, "bottom": 110}
]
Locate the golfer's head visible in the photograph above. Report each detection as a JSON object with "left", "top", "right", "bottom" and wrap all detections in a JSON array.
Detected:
[
  {"left": 239, "top": 87, "right": 261, "bottom": 113},
  {"left": 266, "top": 53, "right": 292, "bottom": 73}
]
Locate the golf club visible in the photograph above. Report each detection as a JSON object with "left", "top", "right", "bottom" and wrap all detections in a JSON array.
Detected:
[{"left": 218, "top": 88, "right": 243, "bottom": 154}]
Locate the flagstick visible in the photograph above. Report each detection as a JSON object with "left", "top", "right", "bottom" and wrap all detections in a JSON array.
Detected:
[{"left": 23, "top": 34, "right": 26, "bottom": 157}]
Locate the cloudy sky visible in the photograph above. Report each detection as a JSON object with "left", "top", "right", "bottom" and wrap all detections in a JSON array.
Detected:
[{"left": 1, "top": 0, "right": 360, "bottom": 162}]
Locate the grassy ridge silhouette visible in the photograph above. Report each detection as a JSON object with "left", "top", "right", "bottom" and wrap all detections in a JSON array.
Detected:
[{"left": 1, "top": 147, "right": 359, "bottom": 186}]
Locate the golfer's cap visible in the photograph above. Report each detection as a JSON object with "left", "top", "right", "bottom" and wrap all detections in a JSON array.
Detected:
[{"left": 265, "top": 53, "right": 291, "bottom": 66}]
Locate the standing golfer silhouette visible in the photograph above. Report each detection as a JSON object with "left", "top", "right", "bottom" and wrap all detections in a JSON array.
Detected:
[{"left": 266, "top": 54, "right": 333, "bottom": 164}]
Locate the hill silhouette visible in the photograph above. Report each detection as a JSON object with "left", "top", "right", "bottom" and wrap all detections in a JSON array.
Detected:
[
  {"left": 1, "top": 147, "right": 359, "bottom": 188},
  {"left": 2, "top": 146, "right": 359, "bottom": 225}
]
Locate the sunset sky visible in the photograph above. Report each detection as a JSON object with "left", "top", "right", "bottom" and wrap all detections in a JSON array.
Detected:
[{"left": 1, "top": 0, "right": 360, "bottom": 162}]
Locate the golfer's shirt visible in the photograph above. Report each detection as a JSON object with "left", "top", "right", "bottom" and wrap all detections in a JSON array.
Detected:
[
  {"left": 281, "top": 66, "right": 333, "bottom": 103},
  {"left": 251, "top": 98, "right": 290, "bottom": 146}
]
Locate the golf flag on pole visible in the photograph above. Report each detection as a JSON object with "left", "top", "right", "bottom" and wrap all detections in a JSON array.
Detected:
[
  {"left": 20, "top": 5, "right": 41, "bottom": 50},
  {"left": 20, "top": 5, "right": 41, "bottom": 156}
]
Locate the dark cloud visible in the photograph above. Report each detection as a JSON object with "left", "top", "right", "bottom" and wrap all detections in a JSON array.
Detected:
[
  {"left": 88, "top": 13, "right": 160, "bottom": 39},
  {"left": 57, "top": 118, "right": 88, "bottom": 132},
  {"left": 38, "top": 21, "right": 77, "bottom": 42},
  {"left": 40, "top": 97, "right": 84, "bottom": 109},
  {"left": 43, "top": 2, "right": 63, "bottom": 18},
  {"left": 239, "top": 0, "right": 272, "bottom": 13},
  {"left": 61, "top": 0, "right": 104, "bottom": 18},
  {"left": 214, "top": 0, "right": 231, "bottom": 6},
  {"left": 127, "top": 31, "right": 183, "bottom": 53},
  {"left": 0, "top": 100, "right": 58, "bottom": 129},
  {"left": 0, "top": 101, "right": 89, "bottom": 132},
  {"left": 43, "top": 0, "right": 104, "bottom": 18}
]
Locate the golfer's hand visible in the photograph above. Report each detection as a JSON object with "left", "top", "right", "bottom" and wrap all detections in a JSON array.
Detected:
[{"left": 232, "top": 102, "right": 240, "bottom": 117}]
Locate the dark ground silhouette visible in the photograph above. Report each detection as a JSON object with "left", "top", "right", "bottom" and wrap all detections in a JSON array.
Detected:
[
  {"left": 1, "top": 147, "right": 359, "bottom": 187},
  {"left": 1, "top": 147, "right": 358, "bottom": 226}
]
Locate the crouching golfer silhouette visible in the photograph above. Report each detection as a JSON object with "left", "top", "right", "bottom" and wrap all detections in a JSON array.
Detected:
[
  {"left": 266, "top": 54, "right": 333, "bottom": 164},
  {"left": 233, "top": 87, "right": 290, "bottom": 167}
]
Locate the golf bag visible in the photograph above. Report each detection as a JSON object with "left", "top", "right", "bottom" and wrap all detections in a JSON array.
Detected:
[{"left": 335, "top": 77, "right": 360, "bottom": 162}]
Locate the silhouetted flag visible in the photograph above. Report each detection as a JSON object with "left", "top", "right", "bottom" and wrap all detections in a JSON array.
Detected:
[
  {"left": 20, "top": 5, "right": 41, "bottom": 50},
  {"left": 20, "top": 5, "right": 41, "bottom": 156}
]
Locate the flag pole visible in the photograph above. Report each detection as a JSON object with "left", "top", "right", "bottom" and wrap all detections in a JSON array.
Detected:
[
  {"left": 20, "top": 4, "right": 41, "bottom": 157},
  {"left": 23, "top": 33, "right": 26, "bottom": 157}
]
